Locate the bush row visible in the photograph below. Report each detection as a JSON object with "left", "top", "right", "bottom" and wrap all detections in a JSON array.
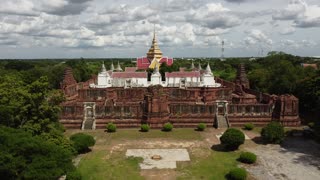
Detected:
[{"left": 104, "top": 123, "right": 208, "bottom": 132}]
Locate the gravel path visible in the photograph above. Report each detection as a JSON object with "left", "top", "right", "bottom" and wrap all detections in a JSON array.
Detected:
[{"left": 245, "top": 137, "right": 320, "bottom": 180}]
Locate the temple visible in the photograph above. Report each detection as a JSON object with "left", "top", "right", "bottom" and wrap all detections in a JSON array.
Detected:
[
  {"left": 136, "top": 30, "right": 173, "bottom": 69},
  {"left": 59, "top": 34, "right": 300, "bottom": 130}
]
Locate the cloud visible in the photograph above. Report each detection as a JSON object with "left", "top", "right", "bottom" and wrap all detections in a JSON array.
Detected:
[
  {"left": 273, "top": 0, "right": 307, "bottom": 20},
  {"left": 280, "top": 27, "right": 296, "bottom": 35},
  {"left": 224, "top": 0, "right": 249, "bottom": 3},
  {"left": 294, "top": 17, "right": 320, "bottom": 27},
  {"left": 244, "top": 29, "right": 273, "bottom": 46},
  {"left": 186, "top": 3, "right": 241, "bottom": 29}
]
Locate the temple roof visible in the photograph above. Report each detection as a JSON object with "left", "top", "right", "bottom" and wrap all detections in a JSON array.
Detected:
[
  {"left": 165, "top": 71, "right": 201, "bottom": 78},
  {"left": 111, "top": 72, "right": 147, "bottom": 78}
]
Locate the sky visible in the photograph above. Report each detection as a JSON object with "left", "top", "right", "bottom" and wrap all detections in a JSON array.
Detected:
[{"left": 0, "top": 0, "right": 320, "bottom": 59}]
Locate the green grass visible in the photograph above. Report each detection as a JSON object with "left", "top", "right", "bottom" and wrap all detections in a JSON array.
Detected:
[
  {"left": 77, "top": 150, "right": 143, "bottom": 180},
  {"left": 177, "top": 149, "right": 240, "bottom": 180},
  {"left": 68, "top": 129, "right": 241, "bottom": 180}
]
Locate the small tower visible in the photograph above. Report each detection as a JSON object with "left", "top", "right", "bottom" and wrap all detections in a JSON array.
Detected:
[
  {"left": 202, "top": 63, "right": 218, "bottom": 87},
  {"left": 110, "top": 62, "right": 115, "bottom": 71},
  {"left": 115, "top": 61, "right": 123, "bottom": 72},
  {"left": 220, "top": 40, "right": 225, "bottom": 61},
  {"left": 235, "top": 63, "right": 250, "bottom": 89},
  {"left": 97, "top": 63, "right": 111, "bottom": 86}
]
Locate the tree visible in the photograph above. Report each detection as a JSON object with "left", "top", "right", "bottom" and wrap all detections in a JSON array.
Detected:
[{"left": 0, "top": 126, "right": 75, "bottom": 179}]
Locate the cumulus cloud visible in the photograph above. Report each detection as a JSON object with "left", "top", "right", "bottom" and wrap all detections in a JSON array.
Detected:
[
  {"left": 273, "top": 0, "right": 307, "bottom": 20},
  {"left": 280, "top": 27, "right": 296, "bottom": 35},
  {"left": 244, "top": 29, "right": 273, "bottom": 46},
  {"left": 186, "top": 3, "right": 241, "bottom": 29}
]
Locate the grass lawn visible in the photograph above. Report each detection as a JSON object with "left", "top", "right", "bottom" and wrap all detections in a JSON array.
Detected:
[
  {"left": 68, "top": 128, "right": 243, "bottom": 180},
  {"left": 77, "top": 150, "right": 143, "bottom": 180},
  {"left": 177, "top": 148, "right": 240, "bottom": 180}
]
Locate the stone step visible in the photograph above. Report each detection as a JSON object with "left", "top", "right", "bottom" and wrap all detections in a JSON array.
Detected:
[{"left": 216, "top": 115, "right": 229, "bottom": 128}]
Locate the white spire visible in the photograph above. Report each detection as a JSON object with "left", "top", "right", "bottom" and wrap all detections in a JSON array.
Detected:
[
  {"left": 110, "top": 62, "right": 115, "bottom": 71},
  {"left": 198, "top": 62, "right": 202, "bottom": 71},
  {"left": 115, "top": 61, "right": 123, "bottom": 72},
  {"left": 205, "top": 63, "right": 213, "bottom": 75},
  {"left": 191, "top": 60, "right": 195, "bottom": 70},
  {"left": 101, "top": 62, "right": 107, "bottom": 73}
]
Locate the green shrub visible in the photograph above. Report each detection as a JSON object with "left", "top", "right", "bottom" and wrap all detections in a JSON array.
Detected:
[
  {"left": 239, "top": 152, "right": 257, "bottom": 164},
  {"left": 197, "top": 123, "right": 207, "bottom": 131},
  {"left": 70, "top": 133, "right": 95, "bottom": 154},
  {"left": 140, "top": 124, "right": 150, "bottom": 132},
  {"left": 106, "top": 123, "right": 116, "bottom": 132},
  {"left": 66, "top": 169, "right": 82, "bottom": 180},
  {"left": 308, "top": 122, "right": 315, "bottom": 129},
  {"left": 220, "top": 128, "right": 245, "bottom": 151},
  {"left": 228, "top": 168, "right": 247, "bottom": 180},
  {"left": 244, "top": 123, "right": 254, "bottom": 130},
  {"left": 261, "top": 121, "right": 284, "bottom": 144},
  {"left": 162, "top": 123, "right": 173, "bottom": 132}
]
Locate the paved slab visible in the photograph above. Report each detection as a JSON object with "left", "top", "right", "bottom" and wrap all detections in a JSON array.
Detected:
[{"left": 126, "top": 149, "right": 190, "bottom": 169}]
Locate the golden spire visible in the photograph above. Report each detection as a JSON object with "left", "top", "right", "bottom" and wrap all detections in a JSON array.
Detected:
[{"left": 147, "top": 26, "right": 163, "bottom": 63}]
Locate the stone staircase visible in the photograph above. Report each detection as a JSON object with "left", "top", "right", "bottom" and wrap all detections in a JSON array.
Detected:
[
  {"left": 83, "top": 118, "right": 94, "bottom": 130},
  {"left": 216, "top": 115, "right": 229, "bottom": 128}
]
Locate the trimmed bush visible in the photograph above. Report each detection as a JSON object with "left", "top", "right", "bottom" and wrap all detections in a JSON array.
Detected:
[
  {"left": 140, "top": 124, "right": 150, "bottom": 132},
  {"left": 197, "top": 123, "right": 207, "bottom": 131},
  {"left": 239, "top": 152, "right": 257, "bottom": 164},
  {"left": 162, "top": 123, "right": 173, "bottom": 132},
  {"left": 228, "top": 168, "right": 247, "bottom": 180},
  {"left": 106, "top": 123, "right": 116, "bottom": 132},
  {"left": 244, "top": 123, "right": 254, "bottom": 130},
  {"left": 261, "top": 121, "right": 284, "bottom": 144},
  {"left": 70, "top": 133, "right": 95, "bottom": 153},
  {"left": 220, "top": 128, "right": 245, "bottom": 151}
]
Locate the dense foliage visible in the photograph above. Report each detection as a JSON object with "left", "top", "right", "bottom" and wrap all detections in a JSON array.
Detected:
[
  {"left": 228, "top": 168, "right": 247, "bottom": 180},
  {"left": 163, "top": 122, "right": 173, "bottom": 132},
  {"left": 239, "top": 152, "right": 257, "bottom": 164},
  {"left": 0, "top": 126, "right": 75, "bottom": 179},
  {"left": 197, "top": 123, "right": 207, "bottom": 131},
  {"left": 261, "top": 121, "right": 285, "bottom": 144},
  {"left": 70, "top": 133, "right": 96, "bottom": 153},
  {"left": 220, "top": 128, "right": 245, "bottom": 150},
  {"left": 140, "top": 124, "right": 150, "bottom": 132},
  {"left": 106, "top": 123, "right": 117, "bottom": 132},
  {"left": 244, "top": 123, "right": 254, "bottom": 130}
]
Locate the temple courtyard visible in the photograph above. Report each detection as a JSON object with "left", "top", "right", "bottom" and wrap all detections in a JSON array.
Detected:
[{"left": 65, "top": 128, "right": 320, "bottom": 180}]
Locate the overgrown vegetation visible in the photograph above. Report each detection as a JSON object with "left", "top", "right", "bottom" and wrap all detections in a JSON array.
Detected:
[
  {"left": 220, "top": 128, "right": 245, "bottom": 151},
  {"left": 261, "top": 121, "right": 285, "bottom": 144}
]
